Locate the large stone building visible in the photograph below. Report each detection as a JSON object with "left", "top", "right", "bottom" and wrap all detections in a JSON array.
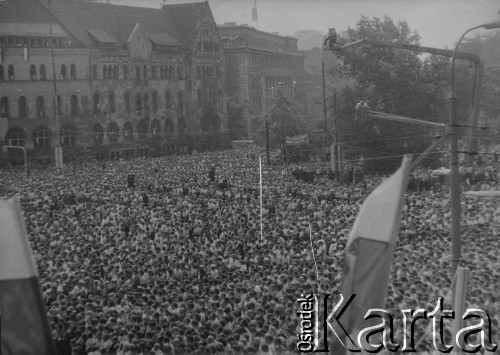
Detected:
[
  {"left": 0, "top": 0, "right": 226, "bottom": 162},
  {"left": 218, "top": 23, "right": 306, "bottom": 138}
]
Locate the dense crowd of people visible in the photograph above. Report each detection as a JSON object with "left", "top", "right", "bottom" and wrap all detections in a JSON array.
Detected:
[{"left": 1, "top": 145, "right": 499, "bottom": 354}]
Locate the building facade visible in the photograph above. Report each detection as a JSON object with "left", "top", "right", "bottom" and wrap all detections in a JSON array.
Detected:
[
  {"left": 0, "top": 0, "right": 226, "bottom": 163},
  {"left": 218, "top": 23, "right": 306, "bottom": 139}
]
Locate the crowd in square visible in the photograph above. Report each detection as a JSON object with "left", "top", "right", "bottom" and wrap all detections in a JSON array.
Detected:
[{"left": 1, "top": 146, "right": 499, "bottom": 354}]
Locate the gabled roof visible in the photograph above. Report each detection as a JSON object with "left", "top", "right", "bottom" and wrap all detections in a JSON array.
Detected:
[
  {"left": 0, "top": 0, "right": 53, "bottom": 26},
  {"left": 0, "top": 0, "right": 218, "bottom": 52},
  {"left": 162, "top": 1, "right": 212, "bottom": 48},
  {"left": 35, "top": 0, "right": 183, "bottom": 49}
]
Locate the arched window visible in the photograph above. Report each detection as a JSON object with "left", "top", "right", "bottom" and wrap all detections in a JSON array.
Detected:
[
  {"left": 30, "top": 65, "right": 37, "bottom": 80},
  {"left": 60, "top": 125, "right": 77, "bottom": 147},
  {"left": 151, "top": 65, "right": 157, "bottom": 79},
  {"left": 169, "top": 65, "right": 173, "bottom": 78},
  {"left": 70, "top": 64, "right": 77, "bottom": 79},
  {"left": 32, "top": 126, "right": 52, "bottom": 148},
  {"left": 200, "top": 114, "right": 209, "bottom": 132},
  {"left": 143, "top": 64, "right": 147, "bottom": 79},
  {"left": 123, "top": 121, "right": 133, "bottom": 142},
  {"left": 152, "top": 91, "right": 159, "bottom": 112},
  {"left": 109, "top": 91, "right": 116, "bottom": 113},
  {"left": 165, "top": 91, "right": 171, "bottom": 109},
  {"left": 102, "top": 65, "right": 107, "bottom": 79},
  {"left": 93, "top": 123, "right": 104, "bottom": 144},
  {"left": 177, "top": 117, "right": 186, "bottom": 133},
  {"left": 55, "top": 95, "right": 62, "bottom": 116},
  {"left": 136, "top": 66, "right": 140, "bottom": 80},
  {"left": 0, "top": 97, "right": 9, "bottom": 118},
  {"left": 113, "top": 65, "right": 118, "bottom": 79},
  {"left": 93, "top": 92, "right": 100, "bottom": 113},
  {"left": 70, "top": 95, "right": 79, "bottom": 115},
  {"left": 18, "top": 96, "right": 28, "bottom": 118},
  {"left": 107, "top": 122, "right": 119, "bottom": 143},
  {"left": 160, "top": 66, "right": 164, "bottom": 79},
  {"left": 0, "top": 65, "right": 4, "bottom": 81},
  {"left": 93, "top": 64, "right": 98, "bottom": 79},
  {"left": 151, "top": 119, "right": 161, "bottom": 137},
  {"left": 138, "top": 119, "right": 148, "bottom": 139},
  {"left": 8, "top": 65, "right": 15, "bottom": 81},
  {"left": 123, "top": 92, "right": 131, "bottom": 112},
  {"left": 107, "top": 65, "right": 113, "bottom": 80},
  {"left": 136, "top": 94, "right": 142, "bottom": 113},
  {"left": 211, "top": 115, "right": 221, "bottom": 131},
  {"left": 36, "top": 96, "right": 45, "bottom": 118},
  {"left": 178, "top": 90, "right": 183, "bottom": 114},
  {"left": 165, "top": 118, "right": 174, "bottom": 135},
  {"left": 124, "top": 92, "right": 131, "bottom": 113},
  {"left": 60, "top": 64, "right": 67, "bottom": 79},
  {"left": 123, "top": 64, "right": 129, "bottom": 79},
  {"left": 6, "top": 127, "right": 26, "bottom": 146},
  {"left": 143, "top": 93, "right": 149, "bottom": 111},
  {"left": 39, "top": 64, "right": 46, "bottom": 80},
  {"left": 197, "top": 89, "right": 203, "bottom": 108}
]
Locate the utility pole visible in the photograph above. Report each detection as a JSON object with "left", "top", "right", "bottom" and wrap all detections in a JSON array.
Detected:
[
  {"left": 321, "top": 62, "right": 329, "bottom": 164},
  {"left": 48, "top": 0, "right": 62, "bottom": 169},
  {"left": 333, "top": 91, "right": 341, "bottom": 173},
  {"left": 265, "top": 120, "right": 270, "bottom": 165}
]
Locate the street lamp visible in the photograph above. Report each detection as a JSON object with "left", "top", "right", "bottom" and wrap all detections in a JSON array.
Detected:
[{"left": 449, "top": 20, "right": 500, "bottom": 277}]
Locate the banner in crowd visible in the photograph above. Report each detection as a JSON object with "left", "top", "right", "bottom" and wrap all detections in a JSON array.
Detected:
[
  {"left": 286, "top": 134, "right": 309, "bottom": 146},
  {"left": 337, "top": 155, "right": 412, "bottom": 350},
  {"left": 0, "top": 198, "right": 57, "bottom": 354}
]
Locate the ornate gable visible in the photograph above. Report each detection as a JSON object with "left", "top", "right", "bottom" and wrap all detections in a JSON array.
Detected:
[{"left": 127, "top": 23, "right": 152, "bottom": 60}]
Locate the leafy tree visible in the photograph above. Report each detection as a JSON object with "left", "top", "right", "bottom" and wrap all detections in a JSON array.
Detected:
[
  {"left": 256, "top": 91, "right": 306, "bottom": 162},
  {"left": 333, "top": 16, "right": 449, "bottom": 171}
]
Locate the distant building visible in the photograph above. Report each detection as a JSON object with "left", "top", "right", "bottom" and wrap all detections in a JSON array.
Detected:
[
  {"left": 0, "top": 0, "right": 226, "bottom": 163},
  {"left": 294, "top": 29, "right": 324, "bottom": 51},
  {"left": 218, "top": 23, "right": 306, "bottom": 138}
]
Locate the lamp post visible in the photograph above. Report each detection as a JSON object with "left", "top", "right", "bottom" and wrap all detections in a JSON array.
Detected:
[{"left": 449, "top": 20, "right": 500, "bottom": 277}]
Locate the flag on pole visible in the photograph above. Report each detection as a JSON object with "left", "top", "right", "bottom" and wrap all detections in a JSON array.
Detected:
[
  {"left": 0, "top": 198, "right": 57, "bottom": 354},
  {"left": 337, "top": 155, "right": 412, "bottom": 350},
  {"left": 252, "top": 0, "right": 258, "bottom": 21}
]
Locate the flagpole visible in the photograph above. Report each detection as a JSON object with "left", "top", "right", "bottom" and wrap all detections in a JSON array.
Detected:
[{"left": 259, "top": 156, "right": 263, "bottom": 244}]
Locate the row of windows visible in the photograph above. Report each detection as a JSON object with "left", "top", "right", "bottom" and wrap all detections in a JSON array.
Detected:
[
  {"left": 0, "top": 95, "right": 54, "bottom": 119},
  {"left": 196, "top": 40, "right": 220, "bottom": 53},
  {"left": 0, "top": 90, "right": 184, "bottom": 118},
  {"left": 0, "top": 36, "right": 70, "bottom": 48},
  {"left": 4, "top": 118, "right": 191, "bottom": 147},
  {"left": 196, "top": 64, "right": 221, "bottom": 80},
  {"left": 0, "top": 62, "right": 186, "bottom": 81},
  {"left": 250, "top": 53, "right": 302, "bottom": 68},
  {"left": 0, "top": 64, "right": 78, "bottom": 81},
  {"left": 92, "top": 63, "right": 184, "bottom": 80}
]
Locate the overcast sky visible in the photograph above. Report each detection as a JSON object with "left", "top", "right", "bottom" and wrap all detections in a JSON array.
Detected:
[{"left": 117, "top": 0, "right": 500, "bottom": 49}]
